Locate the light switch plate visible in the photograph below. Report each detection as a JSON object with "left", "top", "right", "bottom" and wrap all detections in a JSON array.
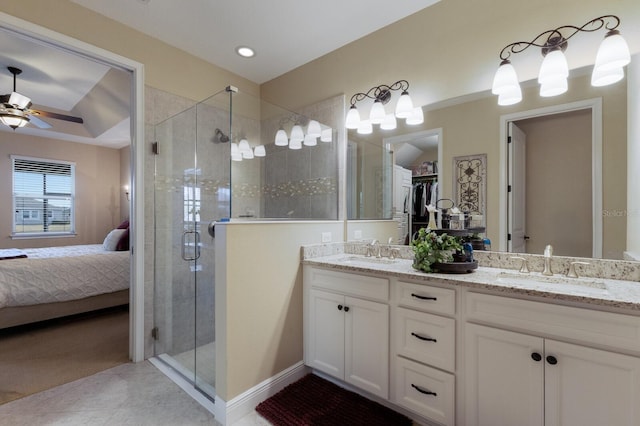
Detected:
[
  {"left": 321, "top": 232, "right": 332, "bottom": 243},
  {"left": 354, "top": 230, "right": 362, "bottom": 239}
]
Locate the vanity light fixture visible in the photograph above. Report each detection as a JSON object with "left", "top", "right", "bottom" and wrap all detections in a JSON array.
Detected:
[
  {"left": 346, "top": 80, "right": 422, "bottom": 130},
  {"left": 273, "top": 114, "right": 332, "bottom": 149},
  {"left": 492, "top": 15, "right": 630, "bottom": 106}
]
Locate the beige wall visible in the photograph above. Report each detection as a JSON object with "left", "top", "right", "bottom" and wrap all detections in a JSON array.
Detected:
[
  {"left": 261, "top": 0, "right": 639, "bottom": 110},
  {"left": 0, "top": 132, "right": 122, "bottom": 248},
  {"left": 119, "top": 145, "right": 130, "bottom": 223},
  {"left": 216, "top": 221, "right": 344, "bottom": 400}
]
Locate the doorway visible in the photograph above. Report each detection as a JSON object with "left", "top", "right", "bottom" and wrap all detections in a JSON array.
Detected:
[
  {"left": 0, "top": 12, "right": 145, "bottom": 361},
  {"left": 501, "top": 99, "right": 603, "bottom": 258}
]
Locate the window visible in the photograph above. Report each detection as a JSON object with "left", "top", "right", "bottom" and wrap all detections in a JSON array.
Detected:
[{"left": 12, "top": 156, "right": 75, "bottom": 236}]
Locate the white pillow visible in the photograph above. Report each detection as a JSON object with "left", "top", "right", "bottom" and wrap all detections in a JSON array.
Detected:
[{"left": 103, "top": 229, "right": 127, "bottom": 251}]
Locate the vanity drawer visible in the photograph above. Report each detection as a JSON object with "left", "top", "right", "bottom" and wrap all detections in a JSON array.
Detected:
[
  {"left": 395, "top": 307, "right": 455, "bottom": 372},
  {"left": 396, "top": 280, "right": 455, "bottom": 316},
  {"left": 394, "top": 356, "right": 455, "bottom": 426},
  {"left": 466, "top": 292, "right": 640, "bottom": 353},
  {"left": 305, "top": 267, "right": 389, "bottom": 302}
]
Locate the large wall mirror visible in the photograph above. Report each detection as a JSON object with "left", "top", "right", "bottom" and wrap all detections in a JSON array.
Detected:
[{"left": 345, "top": 67, "right": 632, "bottom": 260}]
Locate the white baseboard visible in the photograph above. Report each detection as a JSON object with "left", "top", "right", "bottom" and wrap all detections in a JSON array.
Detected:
[{"left": 216, "top": 361, "right": 309, "bottom": 425}]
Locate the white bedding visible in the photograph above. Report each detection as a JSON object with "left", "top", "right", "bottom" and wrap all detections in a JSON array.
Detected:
[{"left": 0, "top": 244, "right": 129, "bottom": 308}]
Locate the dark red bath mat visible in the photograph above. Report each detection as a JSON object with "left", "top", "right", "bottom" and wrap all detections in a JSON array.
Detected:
[{"left": 256, "top": 374, "right": 412, "bottom": 426}]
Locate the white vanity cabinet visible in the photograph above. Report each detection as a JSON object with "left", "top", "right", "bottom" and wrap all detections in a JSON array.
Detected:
[
  {"left": 392, "top": 280, "right": 456, "bottom": 426},
  {"left": 303, "top": 266, "right": 390, "bottom": 398},
  {"left": 464, "top": 292, "right": 640, "bottom": 426}
]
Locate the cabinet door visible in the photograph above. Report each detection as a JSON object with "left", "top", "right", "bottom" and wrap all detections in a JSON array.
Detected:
[
  {"left": 465, "top": 323, "right": 544, "bottom": 426},
  {"left": 544, "top": 339, "right": 640, "bottom": 426},
  {"left": 345, "top": 296, "right": 389, "bottom": 398},
  {"left": 307, "top": 289, "right": 345, "bottom": 378}
]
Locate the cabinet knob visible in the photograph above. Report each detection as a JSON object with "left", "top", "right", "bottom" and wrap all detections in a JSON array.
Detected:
[
  {"left": 531, "top": 352, "right": 542, "bottom": 362},
  {"left": 337, "top": 304, "right": 343, "bottom": 311},
  {"left": 411, "top": 384, "right": 437, "bottom": 396},
  {"left": 546, "top": 355, "right": 558, "bottom": 365},
  {"left": 344, "top": 306, "right": 350, "bottom": 312}
]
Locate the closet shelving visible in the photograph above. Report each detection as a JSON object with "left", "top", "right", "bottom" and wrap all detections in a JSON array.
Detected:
[{"left": 410, "top": 173, "right": 438, "bottom": 237}]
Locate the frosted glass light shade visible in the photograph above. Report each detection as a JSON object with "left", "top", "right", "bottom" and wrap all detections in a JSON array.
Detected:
[
  {"left": 254, "top": 145, "right": 266, "bottom": 157},
  {"left": 540, "top": 76, "right": 568, "bottom": 97},
  {"left": 395, "top": 91, "right": 413, "bottom": 118},
  {"left": 242, "top": 148, "right": 254, "bottom": 159},
  {"left": 380, "top": 113, "right": 397, "bottom": 130},
  {"left": 230, "top": 143, "right": 243, "bottom": 161},
  {"left": 8, "top": 92, "right": 31, "bottom": 109},
  {"left": 497, "top": 84, "right": 522, "bottom": 106},
  {"left": 591, "top": 66, "right": 624, "bottom": 87},
  {"left": 0, "top": 114, "right": 28, "bottom": 128},
  {"left": 289, "top": 138, "right": 302, "bottom": 150},
  {"left": 290, "top": 125, "right": 304, "bottom": 144},
  {"left": 406, "top": 107, "right": 424, "bottom": 125},
  {"left": 303, "top": 134, "right": 317, "bottom": 146},
  {"left": 238, "top": 139, "right": 251, "bottom": 153},
  {"left": 593, "top": 31, "right": 631, "bottom": 73},
  {"left": 306, "top": 120, "right": 321, "bottom": 137},
  {"left": 357, "top": 119, "right": 373, "bottom": 135},
  {"left": 538, "top": 50, "right": 569, "bottom": 84},
  {"left": 369, "top": 100, "right": 386, "bottom": 124},
  {"left": 345, "top": 106, "right": 360, "bottom": 129},
  {"left": 320, "top": 127, "right": 332, "bottom": 142},
  {"left": 275, "top": 129, "right": 288, "bottom": 146},
  {"left": 492, "top": 60, "right": 520, "bottom": 95}
]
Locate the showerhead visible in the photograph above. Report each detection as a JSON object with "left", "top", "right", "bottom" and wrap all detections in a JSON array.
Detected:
[{"left": 214, "top": 128, "right": 230, "bottom": 143}]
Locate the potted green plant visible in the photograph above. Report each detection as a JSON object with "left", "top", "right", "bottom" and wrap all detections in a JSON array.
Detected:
[{"left": 411, "top": 228, "right": 463, "bottom": 273}]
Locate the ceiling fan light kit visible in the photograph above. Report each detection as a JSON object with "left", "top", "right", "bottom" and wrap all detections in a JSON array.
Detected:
[{"left": 0, "top": 66, "right": 84, "bottom": 130}]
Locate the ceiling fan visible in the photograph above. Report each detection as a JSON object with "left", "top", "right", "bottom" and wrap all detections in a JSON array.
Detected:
[{"left": 0, "top": 66, "right": 84, "bottom": 130}]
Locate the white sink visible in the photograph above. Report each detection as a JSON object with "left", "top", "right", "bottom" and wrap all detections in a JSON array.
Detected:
[
  {"left": 496, "top": 272, "right": 609, "bottom": 295},
  {"left": 335, "top": 255, "right": 399, "bottom": 265}
]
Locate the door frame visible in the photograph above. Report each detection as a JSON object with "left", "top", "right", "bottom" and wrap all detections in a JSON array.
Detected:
[
  {"left": 0, "top": 12, "right": 146, "bottom": 361},
  {"left": 498, "top": 98, "right": 603, "bottom": 258}
]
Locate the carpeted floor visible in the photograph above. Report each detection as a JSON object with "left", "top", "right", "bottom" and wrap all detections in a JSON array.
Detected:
[
  {"left": 0, "top": 305, "right": 129, "bottom": 405},
  {"left": 256, "top": 374, "right": 413, "bottom": 426}
]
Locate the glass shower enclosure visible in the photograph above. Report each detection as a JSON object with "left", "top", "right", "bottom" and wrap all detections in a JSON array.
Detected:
[
  {"left": 153, "top": 87, "right": 232, "bottom": 399},
  {"left": 152, "top": 86, "right": 342, "bottom": 403}
]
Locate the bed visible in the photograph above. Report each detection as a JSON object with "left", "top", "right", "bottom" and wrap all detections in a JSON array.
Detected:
[{"left": 0, "top": 244, "right": 130, "bottom": 329}]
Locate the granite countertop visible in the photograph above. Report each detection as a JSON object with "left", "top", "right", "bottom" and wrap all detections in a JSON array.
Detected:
[{"left": 303, "top": 251, "right": 640, "bottom": 313}]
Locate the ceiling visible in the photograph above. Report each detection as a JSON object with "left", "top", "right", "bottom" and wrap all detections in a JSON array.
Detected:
[
  {"left": 71, "top": 0, "right": 440, "bottom": 85},
  {"left": 1, "top": 0, "right": 440, "bottom": 147}
]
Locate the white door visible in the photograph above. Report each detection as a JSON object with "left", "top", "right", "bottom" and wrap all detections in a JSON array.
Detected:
[
  {"left": 508, "top": 122, "right": 527, "bottom": 253},
  {"left": 345, "top": 296, "right": 389, "bottom": 398},
  {"left": 307, "top": 289, "right": 345, "bottom": 378},
  {"left": 465, "top": 323, "right": 544, "bottom": 426},
  {"left": 544, "top": 339, "right": 640, "bottom": 426}
]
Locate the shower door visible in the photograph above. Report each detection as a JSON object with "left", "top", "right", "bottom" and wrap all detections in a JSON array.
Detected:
[{"left": 153, "top": 89, "right": 231, "bottom": 399}]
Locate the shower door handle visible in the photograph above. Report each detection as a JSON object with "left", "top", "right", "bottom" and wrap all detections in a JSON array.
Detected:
[{"left": 181, "top": 230, "right": 201, "bottom": 261}]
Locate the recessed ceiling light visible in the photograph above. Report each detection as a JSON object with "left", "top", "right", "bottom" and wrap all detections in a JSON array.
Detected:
[{"left": 236, "top": 46, "right": 255, "bottom": 58}]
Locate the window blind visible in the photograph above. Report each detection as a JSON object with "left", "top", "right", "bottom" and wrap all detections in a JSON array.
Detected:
[{"left": 12, "top": 156, "right": 75, "bottom": 235}]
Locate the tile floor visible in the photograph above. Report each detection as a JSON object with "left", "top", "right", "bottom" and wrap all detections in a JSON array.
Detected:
[{"left": 0, "top": 361, "right": 268, "bottom": 425}]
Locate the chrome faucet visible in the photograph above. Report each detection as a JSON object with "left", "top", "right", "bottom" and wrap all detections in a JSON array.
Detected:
[
  {"left": 367, "top": 239, "right": 380, "bottom": 258},
  {"left": 542, "top": 244, "right": 553, "bottom": 276}
]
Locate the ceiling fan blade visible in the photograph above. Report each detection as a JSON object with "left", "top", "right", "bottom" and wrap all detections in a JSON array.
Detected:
[
  {"left": 29, "top": 109, "right": 84, "bottom": 124},
  {"left": 27, "top": 115, "right": 52, "bottom": 129}
]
